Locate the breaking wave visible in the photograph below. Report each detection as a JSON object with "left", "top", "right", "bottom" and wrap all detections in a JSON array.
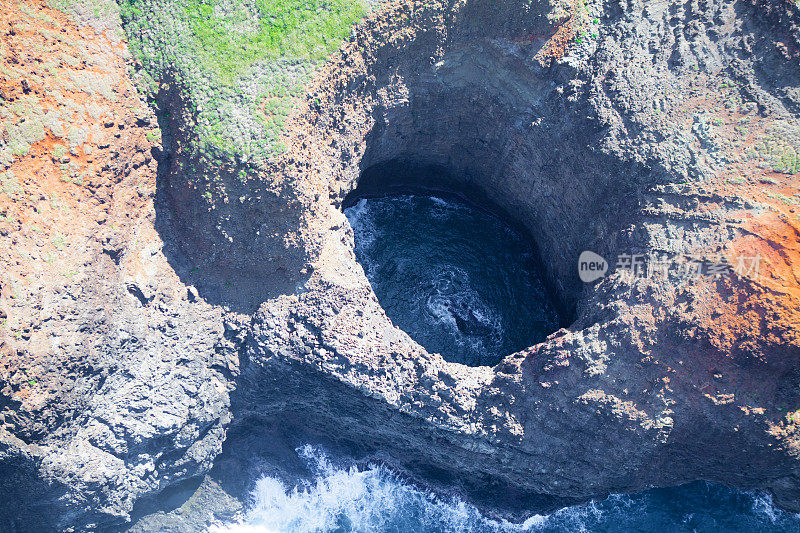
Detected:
[{"left": 213, "top": 446, "right": 800, "bottom": 533}]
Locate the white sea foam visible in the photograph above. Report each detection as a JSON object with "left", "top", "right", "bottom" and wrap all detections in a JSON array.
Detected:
[
  {"left": 210, "top": 446, "right": 800, "bottom": 533},
  {"left": 212, "top": 446, "right": 567, "bottom": 533},
  {"left": 345, "top": 199, "right": 379, "bottom": 278},
  {"left": 428, "top": 196, "right": 458, "bottom": 219},
  {"left": 425, "top": 293, "right": 460, "bottom": 331},
  {"left": 751, "top": 491, "right": 780, "bottom": 523},
  {"left": 424, "top": 268, "right": 500, "bottom": 334}
]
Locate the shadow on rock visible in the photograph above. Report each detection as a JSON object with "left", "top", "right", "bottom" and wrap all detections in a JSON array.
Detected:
[{"left": 150, "top": 82, "right": 312, "bottom": 314}]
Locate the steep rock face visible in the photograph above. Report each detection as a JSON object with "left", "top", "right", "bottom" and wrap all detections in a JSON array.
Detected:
[
  {"left": 0, "top": 2, "right": 235, "bottom": 530},
  {"left": 1, "top": 0, "right": 800, "bottom": 530},
  {"left": 230, "top": 0, "right": 800, "bottom": 516}
]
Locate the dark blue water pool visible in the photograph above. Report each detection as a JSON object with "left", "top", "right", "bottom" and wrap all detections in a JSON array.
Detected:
[{"left": 343, "top": 194, "right": 559, "bottom": 366}]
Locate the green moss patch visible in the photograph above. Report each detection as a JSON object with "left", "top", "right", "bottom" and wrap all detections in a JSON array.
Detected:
[
  {"left": 119, "top": 0, "right": 369, "bottom": 166},
  {"left": 185, "top": 0, "right": 366, "bottom": 81}
]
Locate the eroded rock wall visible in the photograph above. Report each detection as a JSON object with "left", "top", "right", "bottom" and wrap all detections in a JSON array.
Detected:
[
  {"left": 0, "top": 2, "right": 235, "bottom": 529},
  {"left": 232, "top": 0, "right": 800, "bottom": 515},
  {"left": 1, "top": 0, "right": 800, "bottom": 530}
]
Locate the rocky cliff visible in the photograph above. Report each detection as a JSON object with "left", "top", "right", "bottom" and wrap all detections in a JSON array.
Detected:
[{"left": 1, "top": 0, "right": 800, "bottom": 530}]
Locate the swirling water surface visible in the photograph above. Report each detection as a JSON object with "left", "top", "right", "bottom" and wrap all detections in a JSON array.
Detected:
[{"left": 344, "top": 194, "right": 559, "bottom": 366}]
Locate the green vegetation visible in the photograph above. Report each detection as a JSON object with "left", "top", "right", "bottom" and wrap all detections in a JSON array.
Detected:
[
  {"left": 49, "top": 0, "right": 111, "bottom": 13},
  {"left": 0, "top": 96, "right": 52, "bottom": 165},
  {"left": 48, "top": 0, "right": 124, "bottom": 43},
  {"left": 0, "top": 171, "right": 21, "bottom": 198},
  {"left": 119, "top": 0, "right": 368, "bottom": 167},
  {"left": 52, "top": 144, "right": 68, "bottom": 162},
  {"left": 757, "top": 139, "right": 799, "bottom": 174},
  {"left": 52, "top": 233, "right": 68, "bottom": 250},
  {"left": 766, "top": 192, "right": 800, "bottom": 206},
  {"left": 185, "top": 0, "right": 366, "bottom": 81},
  {"left": 755, "top": 122, "right": 800, "bottom": 175},
  {"left": 572, "top": 0, "right": 597, "bottom": 44}
]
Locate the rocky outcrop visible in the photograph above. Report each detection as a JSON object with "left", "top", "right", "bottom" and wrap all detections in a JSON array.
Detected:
[
  {"left": 230, "top": 0, "right": 800, "bottom": 516},
  {"left": 1, "top": 0, "right": 800, "bottom": 530},
  {"left": 0, "top": 2, "right": 233, "bottom": 530}
]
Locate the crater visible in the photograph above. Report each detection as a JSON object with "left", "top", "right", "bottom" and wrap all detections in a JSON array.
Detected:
[{"left": 344, "top": 182, "right": 561, "bottom": 366}]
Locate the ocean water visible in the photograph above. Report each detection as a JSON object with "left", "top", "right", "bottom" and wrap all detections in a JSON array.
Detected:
[
  {"left": 343, "top": 194, "right": 559, "bottom": 367},
  {"left": 214, "top": 445, "right": 800, "bottom": 533},
  {"left": 213, "top": 194, "right": 800, "bottom": 532}
]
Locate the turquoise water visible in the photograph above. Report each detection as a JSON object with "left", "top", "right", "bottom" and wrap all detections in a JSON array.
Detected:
[
  {"left": 215, "top": 445, "right": 800, "bottom": 533},
  {"left": 343, "top": 194, "right": 559, "bottom": 366}
]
